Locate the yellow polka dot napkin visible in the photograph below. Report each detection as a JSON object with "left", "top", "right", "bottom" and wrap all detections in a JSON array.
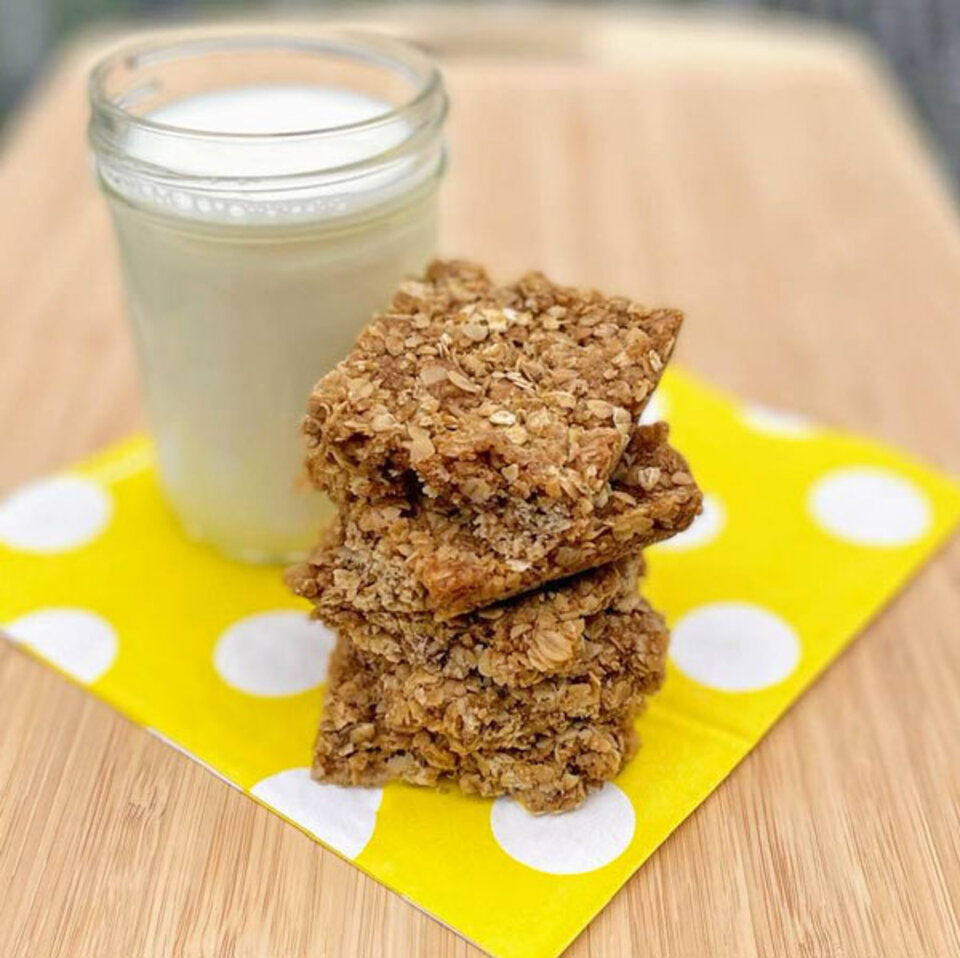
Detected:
[{"left": 2, "top": 368, "right": 959, "bottom": 958}]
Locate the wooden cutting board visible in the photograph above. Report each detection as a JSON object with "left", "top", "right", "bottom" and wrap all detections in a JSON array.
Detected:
[{"left": 2, "top": 7, "right": 960, "bottom": 956}]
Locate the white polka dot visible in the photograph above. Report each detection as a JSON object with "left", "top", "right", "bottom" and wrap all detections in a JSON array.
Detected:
[
  {"left": 251, "top": 767, "right": 382, "bottom": 859},
  {"left": 490, "top": 784, "right": 635, "bottom": 874},
  {"left": 0, "top": 476, "right": 112, "bottom": 552},
  {"left": 214, "top": 611, "right": 334, "bottom": 697},
  {"left": 741, "top": 403, "right": 815, "bottom": 438},
  {"left": 4, "top": 608, "right": 118, "bottom": 683},
  {"left": 148, "top": 729, "right": 239, "bottom": 789},
  {"left": 808, "top": 468, "right": 931, "bottom": 547},
  {"left": 671, "top": 603, "right": 800, "bottom": 692},
  {"left": 638, "top": 390, "right": 668, "bottom": 426},
  {"left": 656, "top": 494, "right": 725, "bottom": 551}
]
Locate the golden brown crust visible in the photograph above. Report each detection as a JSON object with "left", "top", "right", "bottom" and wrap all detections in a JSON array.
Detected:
[
  {"left": 288, "top": 422, "right": 701, "bottom": 619},
  {"left": 303, "top": 259, "right": 682, "bottom": 513},
  {"left": 314, "top": 637, "right": 647, "bottom": 813}
]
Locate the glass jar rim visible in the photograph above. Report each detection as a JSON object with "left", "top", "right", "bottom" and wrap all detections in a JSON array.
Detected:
[
  {"left": 87, "top": 29, "right": 448, "bottom": 223},
  {"left": 88, "top": 30, "right": 444, "bottom": 144}
]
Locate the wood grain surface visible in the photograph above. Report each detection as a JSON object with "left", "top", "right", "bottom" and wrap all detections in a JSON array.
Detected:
[{"left": 2, "top": 8, "right": 960, "bottom": 957}]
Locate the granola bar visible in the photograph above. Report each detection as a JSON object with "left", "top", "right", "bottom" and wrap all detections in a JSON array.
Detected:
[
  {"left": 289, "top": 422, "right": 700, "bottom": 619},
  {"left": 296, "top": 558, "right": 657, "bottom": 691},
  {"left": 303, "top": 260, "right": 682, "bottom": 514},
  {"left": 328, "top": 585, "right": 666, "bottom": 745},
  {"left": 314, "top": 638, "right": 643, "bottom": 813}
]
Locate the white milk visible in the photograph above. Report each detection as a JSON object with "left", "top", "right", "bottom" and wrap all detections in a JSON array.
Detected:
[{"left": 99, "top": 81, "right": 442, "bottom": 560}]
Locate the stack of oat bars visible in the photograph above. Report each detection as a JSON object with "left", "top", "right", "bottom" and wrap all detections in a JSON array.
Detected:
[{"left": 287, "top": 260, "right": 702, "bottom": 812}]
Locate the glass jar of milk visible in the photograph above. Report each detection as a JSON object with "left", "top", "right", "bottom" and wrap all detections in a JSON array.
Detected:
[{"left": 88, "top": 33, "right": 447, "bottom": 561}]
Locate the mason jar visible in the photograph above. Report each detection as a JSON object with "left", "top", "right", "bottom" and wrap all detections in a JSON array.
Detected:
[{"left": 88, "top": 32, "right": 447, "bottom": 561}]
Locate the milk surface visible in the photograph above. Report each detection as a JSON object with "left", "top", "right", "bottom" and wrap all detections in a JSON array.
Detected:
[
  {"left": 138, "top": 86, "right": 408, "bottom": 181},
  {"left": 151, "top": 85, "right": 388, "bottom": 134},
  {"left": 112, "top": 85, "right": 420, "bottom": 221},
  {"left": 106, "top": 84, "right": 438, "bottom": 560}
]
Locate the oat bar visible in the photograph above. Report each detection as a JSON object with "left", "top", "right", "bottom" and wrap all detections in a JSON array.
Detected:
[
  {"left": 304, "top": 558, "right": 642, "bottom": 688},
  {"left": 303, "top": 260, "right": 681, "bottom": 514},
  {"left": 345, "top": 602, "right": 665, "bottom": 748},
  {"left": 314, "top": 638, "right": 643, "bottom": 813},
  {"left": 289, "top": 422, "right": 700, "bottom": 619}
]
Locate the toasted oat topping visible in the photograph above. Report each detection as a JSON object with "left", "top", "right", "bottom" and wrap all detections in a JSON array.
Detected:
[{"left": 303, "top": 260, "right": 682, "bottom": 508}]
